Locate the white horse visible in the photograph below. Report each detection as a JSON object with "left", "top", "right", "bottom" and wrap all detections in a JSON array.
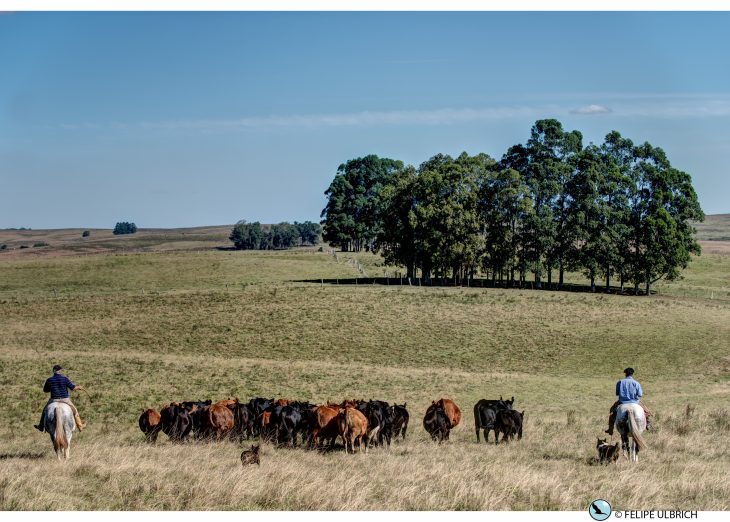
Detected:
[
  {"left": 615, "top": 403, "right": 647, "bottom": 462},
  {"left": 44, "top": 401, "right": 76, "bottom": 460}
]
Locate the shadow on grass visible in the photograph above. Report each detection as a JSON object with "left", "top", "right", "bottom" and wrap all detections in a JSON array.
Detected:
[
  {"left": 294, "top": 277, "right": 653, "bottom": 296},
  {"left": 0, "top": 452, "right": 46, "bottom": 460}
]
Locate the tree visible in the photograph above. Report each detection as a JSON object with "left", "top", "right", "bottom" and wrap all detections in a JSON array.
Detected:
[
  {"left": 268, "top": 222, "right": 300, "bottom": 249},
  {"left": 321, "top": 155, "right": 403, "bottom": 252},
  {"left": 113, "top": 222, "right": 137, "bottom": 235},
  {"left": 502, "top": 119, "right": 582, "bottom": 288},
  {"left": 229, "top": 221, "right": 264, "bottom": 250},
  {"left": 294, "top": 221, "right": 321, "bottom": 245},
  {"left": 82, "top": 230, "right": 90, "bottom": 237},
  {"left": 381, "top": 153, "right": 485, "bottom": 283},
  {"left": 375, "top": 165, "right": 421, "bottom": 279},
  {"left": 478, "top": 167, "right": 532, "bottom": 286},
  {"left": 628, "top": 143, "right": 704, "bottom": 294}
]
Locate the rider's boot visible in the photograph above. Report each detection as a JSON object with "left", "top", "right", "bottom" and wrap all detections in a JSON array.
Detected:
[
  {"left": 74, "top": 414, "right": 86, "bottom": 432},
  {"left": 605, "top": 412, "right": 616, "bottom": 435}
]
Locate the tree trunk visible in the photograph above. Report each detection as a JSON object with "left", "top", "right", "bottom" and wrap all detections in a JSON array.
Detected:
[
  {"left": 534, "top": 271, "right": 542, "bottom": 289},
  {"left": 559, "top": 262, "right": 564, "bottom": 289}
]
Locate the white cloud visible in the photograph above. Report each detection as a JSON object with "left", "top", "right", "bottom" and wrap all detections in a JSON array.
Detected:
[{"left": 571, "top": 104, "right": 612, "bottom": 115}]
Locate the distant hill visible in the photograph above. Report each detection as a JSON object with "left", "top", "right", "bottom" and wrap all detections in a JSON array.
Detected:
[
  {"left": 0, "top": 225, "right": 234, "bottom": 258},
  {"left": 693, "top": 214, "right": 730, "bottom": 241}
]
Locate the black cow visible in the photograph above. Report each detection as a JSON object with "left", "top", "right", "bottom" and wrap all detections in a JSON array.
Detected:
[
  {"left": 423, "top": 405, "right": 450, "bottom": 443},
  {"left": 181, "top": 399, "right": 212, "bottom": 439},
  {"left": 231, "top": 402, "right": 255, "bottom": 441},
  {"left": 389, "top": 403, "right": 409, "bottom": 441},
  {"left": 474, "top": 397, "right": 514, "bottom": 443},
  {"left": 356, "top": 401, "right": 385, "bottom": 448},
  {"left": 275, "top": 405, "right": 304, "bottom": 446},
  {"left": 494, "top": 409, "right": 524, "bottom": 444},
  {"left": 248, "top": 397, "right": 274, "bottom": 437},
  {"left": 160, "top": 402, "right": 193, "bottom": 442}
]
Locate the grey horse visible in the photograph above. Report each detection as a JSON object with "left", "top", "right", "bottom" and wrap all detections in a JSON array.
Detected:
[{"left": 44, "top": 401, "right": 76, "bottom": 460}]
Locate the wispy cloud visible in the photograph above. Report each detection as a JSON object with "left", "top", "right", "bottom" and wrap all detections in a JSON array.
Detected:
[
  {"left": 55, "top": 95, "right": 730, "bottom": 132},
  {"left": 137, "top": 106, "right": 547, "bottom": 131},
  {"left": 571, "top": 104, "right": 612, "bottom": 115}
]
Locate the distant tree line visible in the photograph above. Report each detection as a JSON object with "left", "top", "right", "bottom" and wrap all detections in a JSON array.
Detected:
[
  {"left": 229, "top": 221, "right": 321, "bottom": 250},
  {"left": 113, "top": 222, "right": 138, "bottom": 235},
  {"left": 320, "top": 119, "right": 704, "bottom": 295}
]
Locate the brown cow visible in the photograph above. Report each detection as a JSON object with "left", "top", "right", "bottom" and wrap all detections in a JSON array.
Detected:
[
  {"left": 208, "top": 400, "right": 235, "bottom": 440},
  {"left": 257, "top": 411, "right": 275, "bottom": 441},
  {"left": 309, "top": 405, "right": 340, "bottom": 450},
  {"left": 337, "top": 407, "right": 368, "bottom": 454},
  {"left": 138, "top": 408, "right": 162, "bottom": 443},
  {"left": 437, "top": 398, "right": 461, "bottom": 428}
]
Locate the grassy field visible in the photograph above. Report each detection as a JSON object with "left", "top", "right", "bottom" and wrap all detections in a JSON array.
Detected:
[{"left": 0, "top": 224, "right": 729, "bottom": 510}]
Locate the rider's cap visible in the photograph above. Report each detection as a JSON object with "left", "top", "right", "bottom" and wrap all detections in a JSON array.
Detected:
[
  {"left": 624, "top": 367, "right": 634, "bottom": 375},
  {"left": 53, "top": 364, "right": 63, "bottom": 372}
]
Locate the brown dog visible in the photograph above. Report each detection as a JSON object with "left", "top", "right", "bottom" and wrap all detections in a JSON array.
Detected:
[
  {"left": 241, "top": 444, "right": 260, "bottom": 466},
  {"left": 596, "top": 438, "right": 620, "bottom": 464}
]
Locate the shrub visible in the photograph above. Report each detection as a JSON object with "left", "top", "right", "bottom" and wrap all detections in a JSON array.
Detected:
[
  {"left": 113, "top": 222, "right": 137, "bottom": 235},
  {"left": 19, "top": 245, "right": 29, "bottom": 249},
  {"left": 33, "top": 242, "right": 49, "bottom": 247},
  {"left": 0, "top": 244, "right": 6, "bottom": 250},
  {"left": 82, "top": 230, "right": 91, "bottom": 237}
]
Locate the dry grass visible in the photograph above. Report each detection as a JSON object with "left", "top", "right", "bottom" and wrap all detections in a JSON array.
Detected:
[
  {"left": 1, "top": 229, "right": 729, "bottom": 510},
  {"left": 2, "top": 404, "right": 729, "bottom": 510}
]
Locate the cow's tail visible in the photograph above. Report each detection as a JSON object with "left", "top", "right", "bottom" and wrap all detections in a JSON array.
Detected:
[
  {"left": 54, "top": 408, "right": 68, "bottom": 454},
  {"left": 628, "top": 409, "right": 647, "bottom": 451}
]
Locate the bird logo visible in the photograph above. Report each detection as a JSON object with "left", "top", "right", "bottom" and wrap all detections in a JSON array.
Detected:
[{"left": 588, "top": 499, "right": 612, "bottom": 521}]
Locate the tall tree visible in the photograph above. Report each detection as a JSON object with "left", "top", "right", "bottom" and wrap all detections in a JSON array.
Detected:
[
  {"left": 502, "top": 119, "right": 582, "bottom": 288},
  {"left": 629, "top": 143, "right": 704, "bottom": 294},
  {"left": 478, "top": 167, "right": 533, "bottom": 285},
  {"left": 320, "top": 155, "right": 403, "bottom": 252}
]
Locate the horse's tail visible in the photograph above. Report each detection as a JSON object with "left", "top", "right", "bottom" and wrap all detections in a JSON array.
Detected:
[
  {"left": 54, "top": 407, "right": 68, "bottom": 453},
  {"left": 628, "top": 408, "right": 647, "bottom": 451}
]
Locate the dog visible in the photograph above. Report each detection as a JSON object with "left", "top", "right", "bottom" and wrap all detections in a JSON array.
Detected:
[
  {"left": 240, "top": 444, "right": 260, "bottom": 466},
  {"left": 596, "top": 437, "right": 620, "bottom": 464}
]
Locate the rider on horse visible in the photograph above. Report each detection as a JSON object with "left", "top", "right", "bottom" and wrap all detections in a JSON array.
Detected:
[
  {"left": 34, "top": 364, "right": 86, "bottom": 432},
  {"left": 605, "top": 367, "right": 650, "bottom": 435}
]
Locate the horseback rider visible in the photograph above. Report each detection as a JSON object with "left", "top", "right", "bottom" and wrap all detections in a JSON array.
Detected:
[
  {"left": 605, "top": 367, "right": 650, "bottom": 435},
  {"left": 34, "top": 364, "right": 86, "bottom": 432}
]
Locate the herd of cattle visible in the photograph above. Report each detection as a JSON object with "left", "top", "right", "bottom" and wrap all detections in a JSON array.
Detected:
[{"left": 138, "top": 395, "right": 524, "bottom": 453}]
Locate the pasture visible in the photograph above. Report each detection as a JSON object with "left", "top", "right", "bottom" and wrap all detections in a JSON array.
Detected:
[{"left": 0, "top": 228, "right": 729, "bottom": 510}]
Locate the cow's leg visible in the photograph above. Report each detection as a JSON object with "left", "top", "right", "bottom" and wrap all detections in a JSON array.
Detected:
[{"left": 475, "top": 426, "right": 480, "bottom": 443}]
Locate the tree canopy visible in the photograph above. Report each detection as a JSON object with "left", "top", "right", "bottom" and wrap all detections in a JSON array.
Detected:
[
  {"left": 229, "top": 220, "right": 321, "bottom": 250},
  {"left": 320, "top": 120, "right": 704, "bottom": 294}
]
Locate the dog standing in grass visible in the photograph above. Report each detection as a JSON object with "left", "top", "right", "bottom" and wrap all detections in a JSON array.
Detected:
[
  {"left": 241, "top": 444, "right": 260, "bottom": 466},
  {"left": 596, "top": 438, "right": 620, "bottom": 464}
]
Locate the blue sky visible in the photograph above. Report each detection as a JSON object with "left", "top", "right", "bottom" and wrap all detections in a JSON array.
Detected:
[{"left": 2, "top": 11, "right": 729, "bottom": 228}]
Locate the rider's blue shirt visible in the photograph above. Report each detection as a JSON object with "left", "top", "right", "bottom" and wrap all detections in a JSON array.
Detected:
[
  {"left": 616, "top": 376, "right": 643, "bottom": 404},
  {"left": 43, "top": 373, "right": 76, "bottom": 399}
]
